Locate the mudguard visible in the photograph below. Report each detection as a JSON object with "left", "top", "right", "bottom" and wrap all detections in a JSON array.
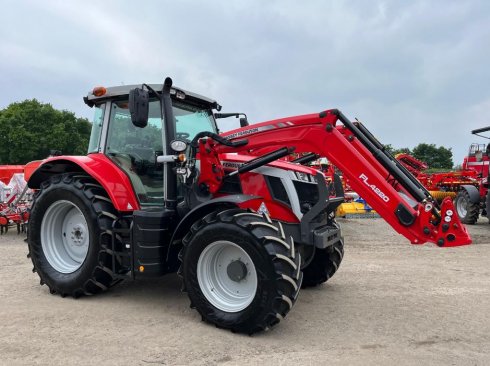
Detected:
[
  {"left": 27, "top": 154, "right": 139, "bottom": 212},
  {"left": 168, "top": 194, "right": 260, "bottom": 247},
  {"left": 460, "top": 184, "right": 480, "bottom": 203}
]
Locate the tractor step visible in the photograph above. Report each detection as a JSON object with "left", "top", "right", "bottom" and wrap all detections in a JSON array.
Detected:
[
  {"left": 110, "top": 215, "right": 134, "bottom": 280},
  {"left": 131, "top": 208, "right": 177, "bottom": 277}
]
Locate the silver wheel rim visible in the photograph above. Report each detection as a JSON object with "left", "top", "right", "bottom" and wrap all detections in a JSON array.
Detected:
[
  {"left": 197, "top": 241, "right": 257, "bottom": 313},
  {"left": 41, "top": 200, "right": 90, "bottom": 274},
  {"left": 456, "top": 196, "right": 468, "bottom": 218}
]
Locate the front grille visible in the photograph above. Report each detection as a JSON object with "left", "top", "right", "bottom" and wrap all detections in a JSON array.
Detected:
[
  {"left": 219, "top": 174, "right": 242, "bottom": 194},
  {"left": 293, "top": 181, "right": 319, "bottom": 213},
  {"left": 266, "top": 176, "right": 291, "bottom": 206}
]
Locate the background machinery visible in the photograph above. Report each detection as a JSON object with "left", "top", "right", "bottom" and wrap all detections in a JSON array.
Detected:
[
  {"left": 452, "top": 127, "right": 490, "bottom": 224},
  {"left": 300, "top": 157, "right": 378, "bottom": 218},
  {"left": 0, "top": 169, "right": 31, "bottom": 234},
  {"left": 391, "top": 129, "right": 490, "bottom": 225},
  {"left": 26, "top": 78, "right": 471, "bottom": 334},
  {"left": 395, "top": 152, "right": 482, "bottom": 224},
  {"left": 395, "top": 153, "right": 479, "bottom": 203}
]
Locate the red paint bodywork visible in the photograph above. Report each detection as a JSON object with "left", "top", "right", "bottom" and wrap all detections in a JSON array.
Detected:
[
  {"left": 198, "top": 110, "right": 471, "bottom": 247},
  {"left": 0, "top": 165, "right": 24, "bottom": 185},
  {"left": 29, "top": 154, "right": 140, "bottom": 212},
  {"left": 220, "top": 154, "right": 303, "bottom": 222}
]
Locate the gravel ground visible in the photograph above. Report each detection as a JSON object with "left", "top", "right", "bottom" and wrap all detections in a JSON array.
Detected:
[{"left": 0, "top": 218, "right": 489, "bottom": 366}]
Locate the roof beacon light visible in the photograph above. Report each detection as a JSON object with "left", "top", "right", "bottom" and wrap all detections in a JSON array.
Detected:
[{"left": 92, "top": 86, "right": 107, "bottom": 97}]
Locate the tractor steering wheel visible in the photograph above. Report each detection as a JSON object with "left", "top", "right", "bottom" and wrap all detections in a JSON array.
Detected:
[{"left": 176, "top": 132, "right": 190, "bottom": 140}]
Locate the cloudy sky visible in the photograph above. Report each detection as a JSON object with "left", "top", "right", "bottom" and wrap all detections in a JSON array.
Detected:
[{"left": 1, "top": 0, "right": 489, "bottom": 164}]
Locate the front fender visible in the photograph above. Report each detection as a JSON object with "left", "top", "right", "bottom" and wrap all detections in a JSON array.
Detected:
[
  {"left": 27, "top": 154, "right": 139, "bottom": 212},
  {"left": 168, "top": 195, "right": 260, "bottom": 247}
]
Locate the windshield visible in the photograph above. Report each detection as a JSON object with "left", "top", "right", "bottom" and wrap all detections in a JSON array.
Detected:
[{"left": 173, "top": 100, "right": 217, "bottom": 140}]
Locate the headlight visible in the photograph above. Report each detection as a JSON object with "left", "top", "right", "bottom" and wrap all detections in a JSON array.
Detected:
[
  {"left": 295, "top": 171, "right": 311, "bottom": 182},
  {"left": 170, "top": 139, "right": 188, "bottom": 152}
]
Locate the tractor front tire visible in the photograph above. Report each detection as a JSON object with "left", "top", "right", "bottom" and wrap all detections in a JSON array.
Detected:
[
  {"left": 28, "top": 173, "right": 123, "bottom": 298},
  {"left": 454, "top": 190, "right": 479, "bottom": 224},
  {"left": 301, "top": 239, "right": 344, "bottom": 288},
  {"left": 179, "top": 209, "right": 302, "bottom": 334}
]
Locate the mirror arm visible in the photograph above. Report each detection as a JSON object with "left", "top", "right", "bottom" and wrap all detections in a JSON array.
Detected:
[{"left": 142, "top": 83, "right": 161, "bottom": 99}]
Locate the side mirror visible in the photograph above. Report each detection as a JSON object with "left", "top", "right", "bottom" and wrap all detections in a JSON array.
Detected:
[
  {"left": 239, "top": 117, "right": 249, "bottom": 127},
  {"left": 129, "top": 88, "right": 149, "bottom": 128}
]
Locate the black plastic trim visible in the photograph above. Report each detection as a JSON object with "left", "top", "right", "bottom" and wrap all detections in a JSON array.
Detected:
[
  {"left": 395, "top": 203, "right": 416, "bottom": 226},
  {"left": 300, "top": 173, "right": 343, "bottom": 243},
  {"left": 282, "top": 221, "right": 341, "bottom": 249},
  {"left": 265, "top": 176, "right": 291, "bottom": 207},
  {"left": 168, "top": 194, "right": 261, "bottom": 248},
  {"left": 292, "top": 153, "right": 320, "bottom": 165},
  {"left": 132, "top": 208, "right": 177, "bottom": 276}
]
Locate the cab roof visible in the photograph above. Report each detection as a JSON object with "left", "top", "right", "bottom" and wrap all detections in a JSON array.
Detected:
[{"left": 84, "top": 83, "right": 222, "bottom": 110}]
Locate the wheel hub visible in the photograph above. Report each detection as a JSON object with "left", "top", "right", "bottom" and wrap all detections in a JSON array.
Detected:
[
  {"left": 227, "top": 260, "right": 248, "bottom": 282},
  {"left": 41, "top": 200, "right": 90, "bottom": 274},
  {"left": 197, "top": 241, "right": 258, "bottom": 313},
  {"left": 71, "top": 225, "right": 86, "bottom": 246}
]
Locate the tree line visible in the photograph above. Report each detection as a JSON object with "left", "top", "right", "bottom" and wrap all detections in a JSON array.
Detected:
[
  {"left": 0, "top": 100, "right": 91, "bottom": 164},
  {"left": 0, "top": 99, "right": 454, "bottom": 169}
]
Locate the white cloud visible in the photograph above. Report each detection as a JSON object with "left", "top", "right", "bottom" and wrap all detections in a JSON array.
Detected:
[{"left": 1, "top": 0, "right": 489, "bottom": 163}]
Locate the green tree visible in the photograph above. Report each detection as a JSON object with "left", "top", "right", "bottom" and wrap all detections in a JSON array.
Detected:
[
  {"left": 412, "top": 143, "right": 453, "bottom": 169},
  {"left": 384, "top": 144, "right": 412, "bottom": 156},
  {"left": 0, "top": 99, "right": 91, "bottom": 164}
]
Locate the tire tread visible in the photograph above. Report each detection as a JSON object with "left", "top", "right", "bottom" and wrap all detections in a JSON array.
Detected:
[
  {"left": 178, "top": 209, "right": 302, "bottom": 334},
  {"left": 28, "top": 173, "right": 123, "bottom": 298}
]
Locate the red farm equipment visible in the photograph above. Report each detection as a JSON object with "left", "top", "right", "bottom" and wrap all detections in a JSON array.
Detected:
[
  {"left": 395, "top": 153, "right": 479, "bottom": 201},
  {"left": 25, "top": 78, "right": 471, "bottom": 334},
  {"left": 395, "top": 130, "right": 490, "bottom": 225},
  {"left": 450, "top": 127, "right": 490, "bottom": 224},
  {"left": 0, "top": 165, "right": 24, "bottom": 185},
  {"left": 0, "top": 170, "right": 31, "bottom": 234}
]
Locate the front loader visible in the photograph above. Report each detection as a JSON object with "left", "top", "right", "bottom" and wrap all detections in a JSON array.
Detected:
[{"left": 26, "top": 77, "right": 471, "bottom": 334}]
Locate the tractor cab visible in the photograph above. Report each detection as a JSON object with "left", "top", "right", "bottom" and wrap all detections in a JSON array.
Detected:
[{"left": 84, "top": 84, "right": 220, "bottom": 207}]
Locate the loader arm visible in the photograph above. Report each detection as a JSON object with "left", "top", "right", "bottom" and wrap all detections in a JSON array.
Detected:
[{"left": 198, "top": 109, "right": 471, "bottom": 247}]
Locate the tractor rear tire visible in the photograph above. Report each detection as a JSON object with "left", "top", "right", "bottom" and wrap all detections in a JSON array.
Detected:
[
  {"left": 179, "top": 209, "right": 302, "bottom": 334},
  {"left": 301, "top": 239, "right": 344, "bottom": 288},
  {"left": 28, "top": 173, "right": 124, "bottom": 298},
  {"left": 454, "top": 190, "right": 479, "bottom": 225}
]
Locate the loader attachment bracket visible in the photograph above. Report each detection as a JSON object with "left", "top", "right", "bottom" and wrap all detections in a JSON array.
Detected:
[{"left": 300, "top": 173, "right": 344, "bottom": 243}]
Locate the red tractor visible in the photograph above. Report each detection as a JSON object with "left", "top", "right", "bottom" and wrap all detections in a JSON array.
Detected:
[
  {"left": 26, "top": 78, "right": 471, "bottom": 334},
  {"left": 452, "top": 127, "right": 490, "bottom": 224}
]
